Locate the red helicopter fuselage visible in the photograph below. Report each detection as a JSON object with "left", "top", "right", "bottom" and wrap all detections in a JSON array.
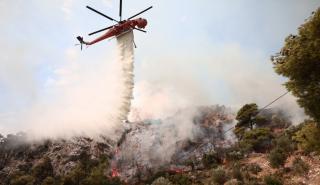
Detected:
[{"left": 82, "top": 18, "right": 147, "bottom": 45}]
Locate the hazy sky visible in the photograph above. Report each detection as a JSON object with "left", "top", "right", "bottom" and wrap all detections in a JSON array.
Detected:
[{"left": 0, "top": 0, "right": 320, "bottom": 135}]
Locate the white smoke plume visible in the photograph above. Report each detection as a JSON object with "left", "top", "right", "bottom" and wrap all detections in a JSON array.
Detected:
[
  {"left": 130, "top": 43, "right": 307, "bottom": 124},
  {"left": 0, "top": 32, "right": 136, "bottom": 141},
  {"left": 114, "top": 108, "right": 204, "bottom": 177}
]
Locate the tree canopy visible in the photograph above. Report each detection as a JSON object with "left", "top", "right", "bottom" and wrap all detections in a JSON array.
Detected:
[
  {"left": 272, "top": 8, "right": 320, "bottom": 123},
  {"left": 235, "top": 103, "right": 258, "bottom": 129}
]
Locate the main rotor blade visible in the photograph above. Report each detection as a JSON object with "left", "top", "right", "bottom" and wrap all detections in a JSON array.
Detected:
[
  {"left": 119, "top": 0, "right": 123, "bottom": 21},
  {"left": 134, "top": 28, "right": 147, "bottom": 33},
  {"left": 127, "top": 6, "right": 153, "bottom": 20},
  {"left": 88, "top": 25, "right": 114, "bottom": 36},
  {"left": 86, "top": 6, "right": 119, "bottom": 22}
]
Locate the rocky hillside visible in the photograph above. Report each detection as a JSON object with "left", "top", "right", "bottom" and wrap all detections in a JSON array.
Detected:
[
  {"left": 0, "top": 105, "right": 233, "bottom": 184},
  {"left": 0, "top": 134, "right": 115, "bottom": 185},
  {"left": 0, "top": 105, "right": 319, "bottom": 185}
]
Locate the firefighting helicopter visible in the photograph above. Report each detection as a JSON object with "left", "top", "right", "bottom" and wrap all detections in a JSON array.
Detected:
[{"left": 76, "top": 0, "right": 152, "bottom": 50}]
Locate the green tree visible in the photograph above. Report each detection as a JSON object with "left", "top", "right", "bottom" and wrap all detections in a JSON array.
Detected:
[
  {"left": 271, "top": 9, "right": 320, "bottom": 123},
  {"left": 293, "top": 120, "right": 320, "bottom": 153},
  {"left": 236, "top": 103, "right": 259, "bottom": 130},
  {"left": 234, "top": 127, "right": 246, "bottom": 140},
  {"left": 239, "top": 128, "right": 273, "bottom": 153}
]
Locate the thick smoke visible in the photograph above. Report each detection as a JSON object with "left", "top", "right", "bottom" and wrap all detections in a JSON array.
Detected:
[
  {"left": 130, "top": 44, "right": 307, "bottom": 124},
  {"left": 126, "top": 109, "right": 201, "bottom": 163},
  {"left": 112, "top": 105, "right": 235, "bottom": 181},
  {"left": 0, "top": 32, "right": 136, "bottom": 140}
]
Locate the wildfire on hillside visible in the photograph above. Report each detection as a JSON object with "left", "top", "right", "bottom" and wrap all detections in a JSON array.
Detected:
[{"left": 107, "top": 106, "right": 235, "bottom": 183}]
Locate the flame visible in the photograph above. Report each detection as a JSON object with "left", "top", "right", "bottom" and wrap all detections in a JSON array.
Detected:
[
  {"left": 111, "top": 147, "right": 120, "bottom": 177},
  {"left": 115, "top": 147, "right": 120, "bottom": 155},
  {"left": 169, "top": 167, "right": 186, "bottom": 174},
  {"left": 112, "top": 168, "right": 120, "bottom": 177}
]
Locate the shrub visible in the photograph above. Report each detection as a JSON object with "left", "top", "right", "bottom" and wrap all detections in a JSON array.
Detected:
[
  {"left": 151, "top": 177, "right": 173, "bottom": 185},
  {"left": 62, "top": 165, "right": 86, "bottom": 185},
  {"left": 169, "top": 174, "right": 192, "bottom": 185},
  {"left": 239, "top": 128, "right": 273, "bottom": 153},
  {"left": 274, "top": 135, "right": 295, "bottom": 154},
  {"left": 268, "top": 147, "right": 287, "bottom": 168},
  {"left": 231, "top": 163, "right": 243, "bottom": 182},
  {"left": 293, "top": 120, "right": 320, "bottom": 154},
  {"left": 32, "top": 157, "right": 53, "bottom": 182},
  {"left": 244, "top": 177, "right": 260, "bottom": 185},
  {"left": 264, "top": 175, "right": 282, "bottom": 185},
  {"left": 108, "top": 177, "right": 123, "bottom": 185},
  {"left": 17, "top": 163, "right": 32, "bottom": 174},
  {"left": 292, "top": 157, "right": 309, "bottom": 175},
  {"left": 211, "top": 167, "right": 228, "bottom": 185},
  {"left": 10, "top": 175, "right": 35, "bottom": 185},
  {"left": 224, "top": 179, "right": 240, "bottom": 185},
  {"left": 60, "top": 152, "right": 116, "bottom": 185},
  {"left": 241, "top": 171, "right": 251, "bottom": 182},
  {"left": 202, "top": 151, "right": 221, "bottom": 168},
  {"left": 41, "top": 176, "right": 54, "bottom": 185},
  {"left": 239, "top": 166, "right": 261, "bottom": 185},
  {"left": 145, "top": 171, "right": 169, "bottom": 185},
  {"left": 246, "top": 163, "right": 262, "bottom": 175},
  {"left": 81, "top": 167, "right": 110, "bottom": 185},
  {"left": 78, "top": 150, "right": 99, "bottom": 173},
  {"left": 225, "top": 147, "right": 244, "bottom": 162}
]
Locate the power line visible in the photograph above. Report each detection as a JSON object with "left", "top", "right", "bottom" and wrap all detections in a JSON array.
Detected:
[
  {"left": 223, "top": 91, "right": 290, "bottom": 134},
  {"left": 259, "top": 91, "right": 289, "bottom": 111}
]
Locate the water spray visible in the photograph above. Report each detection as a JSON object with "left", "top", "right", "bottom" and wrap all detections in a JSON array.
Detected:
[{"left": 116, "top": 31, "right": 135, "bottom": 122}]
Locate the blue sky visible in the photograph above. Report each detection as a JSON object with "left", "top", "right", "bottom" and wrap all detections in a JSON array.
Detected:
[{"left": 0, "top": 0, "right": 320, "bottom": 135}]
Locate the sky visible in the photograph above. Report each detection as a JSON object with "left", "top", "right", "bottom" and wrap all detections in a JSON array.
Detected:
[{"left": 0, "top": 0, "right": 320, "bottom": 136}]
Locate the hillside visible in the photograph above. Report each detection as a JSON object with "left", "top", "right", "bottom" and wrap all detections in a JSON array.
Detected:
[{"left": 1, "top": 105, "right": 318, "bottom": 185}]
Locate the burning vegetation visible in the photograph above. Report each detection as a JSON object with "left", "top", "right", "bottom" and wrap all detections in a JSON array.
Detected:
[{"left": 1, "top": 104, "right": 320, "bottom": 185}]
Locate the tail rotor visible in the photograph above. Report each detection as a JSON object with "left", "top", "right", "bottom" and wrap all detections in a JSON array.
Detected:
[{"left": 76, "top": 36, "right": 84, "bottom": 50}]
